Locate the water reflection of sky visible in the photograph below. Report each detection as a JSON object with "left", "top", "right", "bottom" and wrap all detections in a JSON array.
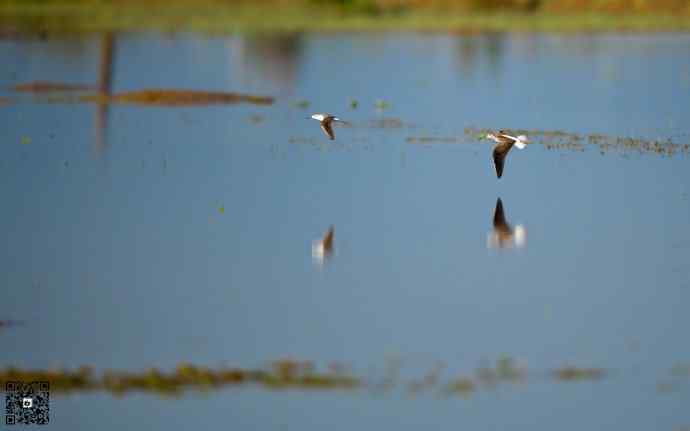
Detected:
[{"left": 1, "top": 32, "right": 689, "bottom": 431}]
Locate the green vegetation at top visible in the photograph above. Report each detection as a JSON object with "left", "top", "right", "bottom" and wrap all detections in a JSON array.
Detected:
[{"left": 1, "top": 0, "right": 690, "bottom": 33}]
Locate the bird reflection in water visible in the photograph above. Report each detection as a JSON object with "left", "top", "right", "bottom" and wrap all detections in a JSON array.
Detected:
[
  {"left": 312, "top": 225, "right": 335, "bottom": 266},
  {"left": 488, "top": 198, "right": 526, "bottom": 249}
]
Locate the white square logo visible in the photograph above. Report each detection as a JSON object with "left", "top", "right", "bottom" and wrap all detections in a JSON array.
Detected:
[{"left": 22, "top": 397, "right": 33, "bottom": 408}]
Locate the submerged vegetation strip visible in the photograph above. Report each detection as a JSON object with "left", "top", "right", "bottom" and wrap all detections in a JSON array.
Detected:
[
  {"left": 553, "top": 366, "right": 605, "bottom": 381},
  {"left": 0, "top": 358, "right": 609, "bottom": 397},
  {"left": 6, "top": 83, "right": 275, "bottom": 106},
  {"left": 82, "top": 90, "right": 275, "bottom": 106},
  {"left": 0, "top": 361, "right": 360, "bottom": 396},
  {"left": 10, "top": 81, "right": 94, "bottom": 93}
]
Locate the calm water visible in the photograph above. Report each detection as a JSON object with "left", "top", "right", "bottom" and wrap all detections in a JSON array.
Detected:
[{"left": 1, "top": 32, "right": 690, "bottom": 430}]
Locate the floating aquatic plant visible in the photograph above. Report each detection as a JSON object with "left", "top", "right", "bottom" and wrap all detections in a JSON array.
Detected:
[
  {"left": 444, "top": 377, "right": 476, "bottom": 397},
  {"left": 10, "top": 81, "right": 94, "bottom": 93},
  {"left": 369, "top": 117, "right": 407, "bottom": 129},
  {"left": 293, "top": 99, "right": 310, "bottom": 109},
  {"left": 248, "top": 114, "right": 264, "bottom": 124},
  {"left": 553, "top": 367, "right": 605, "bottom": 381},
  {"left": 375, "top": 99, "right": 390, "bottom": 110},
  {"left": 81, "top": 89, "right": 274, "bottom": 106},
  {"left": 670, "top": 363, "right": 690, "bottom": 377},
  {"left": 406, "top": 136, "right": 459, "bottom": 144}
]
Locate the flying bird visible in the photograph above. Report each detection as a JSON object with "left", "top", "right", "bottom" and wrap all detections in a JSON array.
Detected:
[
  {"left": 488, "top": 198, "right": 526, "bottom": 249},
  {"left": 486, "top": 130, "right": 529, "bottom": 178},
  {"left": 309, "top": 113, "right": 349, "bottom": 140}
]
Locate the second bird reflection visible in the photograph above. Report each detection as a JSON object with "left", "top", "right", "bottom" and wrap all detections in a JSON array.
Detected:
[
  {"left": 312, "top": 225, "right": 334, "bottom": 267},
  {"left": 488, "top": 198, "right": 526, "bottom": 250}
]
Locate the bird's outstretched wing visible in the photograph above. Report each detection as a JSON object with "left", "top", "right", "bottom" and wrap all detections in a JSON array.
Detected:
[
  {"left": 492, "top": 140, "right": 515, "bottom": 179},
  {"left": 320, "top": 121, "right": 335, "bottom": 140}
]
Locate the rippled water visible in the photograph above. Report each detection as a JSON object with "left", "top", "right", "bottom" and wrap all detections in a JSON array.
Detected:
[{"left": 1, "top": 32, "right": 689, "bottom": 430}]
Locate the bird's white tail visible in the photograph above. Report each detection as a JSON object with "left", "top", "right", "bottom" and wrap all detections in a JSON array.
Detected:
[
  {"left": 515, "top": 135, "right": 528, "bottom": 149},
  {"left": 514, "top": 225, "right": 527, "bottom": 248}
]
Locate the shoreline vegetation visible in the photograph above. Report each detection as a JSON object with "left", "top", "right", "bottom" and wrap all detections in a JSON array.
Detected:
[{"left": 1, "top": 1, "right": 690, "bottom": 33}]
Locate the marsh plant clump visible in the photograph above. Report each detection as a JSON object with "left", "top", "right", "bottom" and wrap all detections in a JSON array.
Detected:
[
  {"left": 375, "top": 99, "right": 390, "bottom": 110},
  {"left": 444, "top": 377, "right": 476, "bottom": 397},
  {"left": 553, "top": 366, "right": 605, "bottom": 381}
]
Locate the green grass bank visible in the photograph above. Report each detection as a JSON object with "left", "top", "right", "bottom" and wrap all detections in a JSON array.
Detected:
[{"left": 1, "top": 1, "right": 690, "bottom": 33}]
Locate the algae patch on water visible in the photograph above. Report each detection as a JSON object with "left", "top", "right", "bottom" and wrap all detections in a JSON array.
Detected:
[
  {"left": 406, "top": 136, "right": 461, "bottom": 144},
  {"left": 369, "top": 117, "right": 413, "bottom": 129},
  {"left": 292, "top": 99, "right": 310, "bottom": 109},
  {"left": 553, "top": 366, "right": 605, "bottom": 381},
  {"left": 443, "top": 377, "right": 476, "bottom": 397},
  {"left": 81, "top": 89, "right": 274, "bottom": 106}
]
